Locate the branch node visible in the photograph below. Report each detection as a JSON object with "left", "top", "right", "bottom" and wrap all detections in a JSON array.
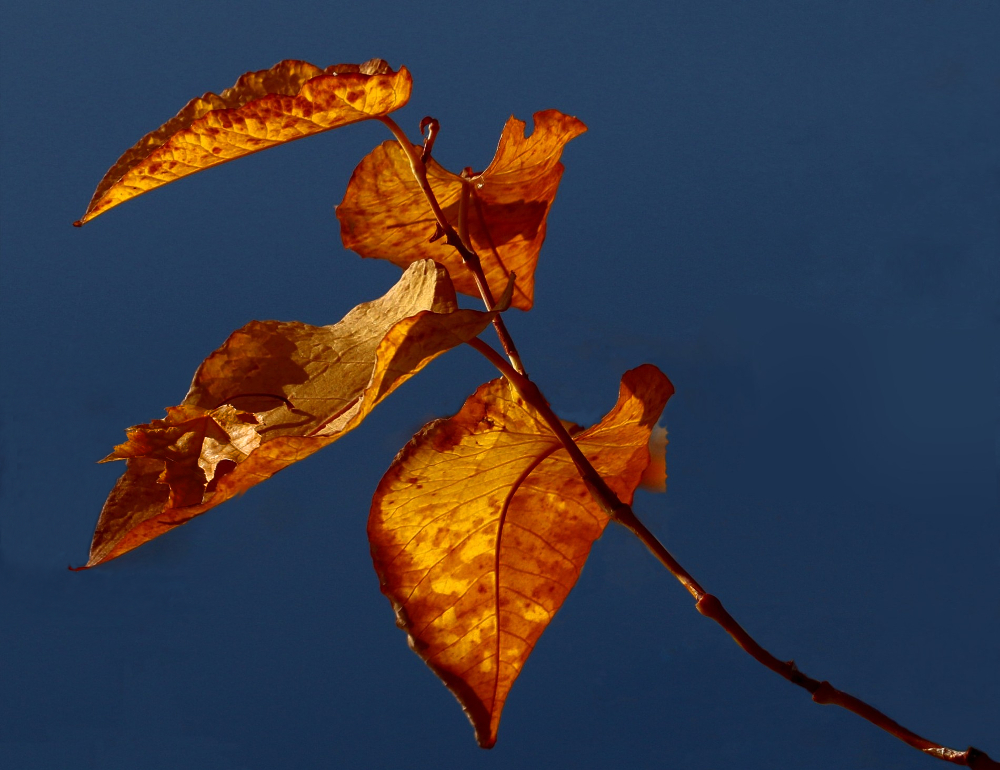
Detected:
[
  {"left": 610, "top": 503, "right": 631, "bottom": 522},
  {"left": 966, "top": 747, "right": 1000, "bottom": 770},
  {"left": 811, "top": 681, "right": 837, "bottom": 705},
  {"left": 695, "top": 593, "right": 722, "bottom": 619}
]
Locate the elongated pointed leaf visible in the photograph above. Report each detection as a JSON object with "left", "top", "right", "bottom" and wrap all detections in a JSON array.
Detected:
[
  {"left": 85, "top": 261, "right": 496, "bottom": 567},
  {"left": 75, "top": 59, "right": 411, "bottom": 225},
  {"left": 368, "top": 364, "right": 674, "bottom": 746},
  {"left": 337, "top": 110, "right": 586, "bottom": 310}
]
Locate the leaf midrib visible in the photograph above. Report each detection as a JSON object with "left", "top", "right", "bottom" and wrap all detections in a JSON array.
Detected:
[{"left": 490, "top": 438, "right": 562, "bottom": 718}]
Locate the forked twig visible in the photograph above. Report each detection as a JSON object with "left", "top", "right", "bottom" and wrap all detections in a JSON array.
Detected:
[{"left": 379, "top": 115, "right": 525, "bottom": 374}]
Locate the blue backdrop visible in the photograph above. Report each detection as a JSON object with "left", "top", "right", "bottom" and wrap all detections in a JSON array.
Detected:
[{"left": 1, "top": 2, "right": 997, "bottom": 768}]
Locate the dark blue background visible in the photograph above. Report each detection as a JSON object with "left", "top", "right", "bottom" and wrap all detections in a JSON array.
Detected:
[{"left": 1, "top": 2, "right": 997, "bottom": 768}]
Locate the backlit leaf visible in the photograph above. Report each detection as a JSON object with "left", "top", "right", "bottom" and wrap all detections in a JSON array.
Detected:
[
  {"left": 75, "top": 59, "right": 411, "bottom": 225},
  {"left": 337, "top": 110, "right": 586, "bottom": 310},
  {"left": 84, "top": 260, "right": 496, "bottom": 568},
  {"left": 368, "top": 364, "right": 674, "bottom": 746},
  {"left": 639, "top": 424, "right": 668, "bottom": 492}
]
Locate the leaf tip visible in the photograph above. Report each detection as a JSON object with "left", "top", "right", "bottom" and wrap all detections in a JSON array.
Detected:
[
  {"left": 72, "top": 219, "right": 84, "bottom": 228},
  {"left": 477, "top": 734, "right": 497, "bottom": 750}
]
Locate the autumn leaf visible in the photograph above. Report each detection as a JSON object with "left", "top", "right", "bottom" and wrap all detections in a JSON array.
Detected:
[
  {"left": 337, "top": 110, "right": 586, "bottom": 310},
  {"left": 368, "top": 364, "right": 674, "bottom": 747},
  {"left": 75, "top": 59, "right": 411, "bottom": 225},
  {"left": 83, "top": 260, "right": 500, "bottom": 568},
  {"left": 639, "top": 424, "right": 668, "bottom": 492}
]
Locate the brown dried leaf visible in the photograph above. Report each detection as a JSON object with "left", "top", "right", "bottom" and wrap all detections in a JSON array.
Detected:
[
  {"left": 76, "top": 59, "right": 411, "bottom": 225},
  {"left": 337, "top": 110, "right": 586, "bottom": 310},
  {"left": 368, "top": 364, "right": 674, "bottom": 747},
  {"left": 85, "top": 260, "right": 495, "bottom": 568}
]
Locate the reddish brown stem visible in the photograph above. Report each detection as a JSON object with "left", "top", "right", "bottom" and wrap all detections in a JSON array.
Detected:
[
  {"left": 392, "top": 116, "right": 995, "bottom": 768},
  {"left": 465, "top": 331, "right": 996, "bottom": 768},
  {"left": 378, "top": 115, "right": 525, "bottom": 374}
]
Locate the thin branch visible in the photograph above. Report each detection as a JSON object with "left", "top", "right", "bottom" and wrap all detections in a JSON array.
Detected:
[
  {"left": 378, "top": 115, "right": 525, "bottom": 375},
  {"left": 463, "top": 340, "right": 997, "bottom": 768},
  {"left": 413, "top": 116, "right": 994, "bottom": 768},
  {"left": 620, "top": 513, "right": 998, "bottom": 769}
]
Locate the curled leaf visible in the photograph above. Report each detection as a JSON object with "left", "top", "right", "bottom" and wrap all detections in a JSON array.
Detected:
[
  {"left": 337, "top": 110, "right": 586, "bottom": 310},
  {"left": 368, "top": 364, "right": 674, "bottom": 747},
  {"left": 75, "top": 59, "right": 411, "bottom": 225},
  {"left": 84, "top": 260, "right": 495, "bottom": 568}
]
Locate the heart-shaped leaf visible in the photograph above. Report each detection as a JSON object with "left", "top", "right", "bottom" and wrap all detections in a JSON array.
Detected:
[{"left": 368, "top": 364, "right": 673, "bottom": 746}]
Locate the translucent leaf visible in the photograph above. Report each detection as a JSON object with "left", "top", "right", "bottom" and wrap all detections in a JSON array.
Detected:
[
  {"left": 368, "top": 364, "right": 673, "bottom": 746},
  {"left": 76, "top": 59, "right": 411, "bottom": 225},
  {"left": 338, "top": 110, "right": 586, "bottom": 310}
]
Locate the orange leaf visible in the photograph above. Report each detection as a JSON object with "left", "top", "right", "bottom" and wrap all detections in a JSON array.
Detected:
[
  {"left": 368, "top": 364, "right": 674, "bottom": 747},
  {"left": 639, "top": 424, "right": 668, "bottom": 492},
  {"left": 75, "top": 59, "right": 411, "bottom": 225},
  {"left": 84, "top": 260, "right": 497, "bottom": 568},
  {"left": 337, "top": 110, "right": 586, "bottom": 310}
]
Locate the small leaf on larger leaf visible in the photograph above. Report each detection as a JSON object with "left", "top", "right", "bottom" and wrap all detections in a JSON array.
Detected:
[
  {"left": 368, "top": 364, "right": 673, "bottom": 747},
  {"left": 84, "top": 260, "right": 496, "bottom": 568},
  {"left": 76, "top": 59, "right": 411, "bottom": 225},
  {"left": 337, "top": 110, "right": 586, "bottom": 310}
]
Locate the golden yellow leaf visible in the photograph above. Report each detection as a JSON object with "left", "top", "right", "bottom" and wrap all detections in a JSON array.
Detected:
[
  {"left": 84, "top": 260, "right": 497, "bottom": 568},
  {"left": 368, "top": 364, "right": 674, "bottom": 746},
  {"left": 75, "top": 59, "right": 411, "bottom": 225},
  {"left": 337, "top": 110, "right": 586, "bottom": 310}
]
